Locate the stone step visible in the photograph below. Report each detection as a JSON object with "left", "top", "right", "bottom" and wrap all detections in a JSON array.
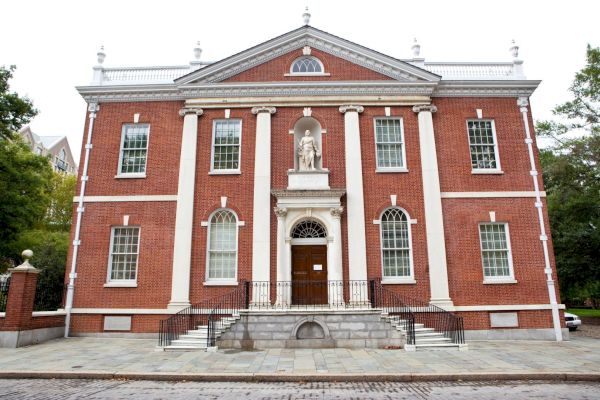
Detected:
[
  {"left": 414, "top": 343, "right": 461, "bottom": 349},
  {"left": 180, "top": 333, "right": 210, "bottom": 340},
  {"left": 164, "top": 344, "right": 207, "bottom": 351},
  {"left": 414, "top": 332, "right": 446, "bottom": 337},
  {"left": 415, "top": 337, "right": 452, "bottom": 343},
  {"left": 171, "top": 338, "right": 210, "bottom": 346}
]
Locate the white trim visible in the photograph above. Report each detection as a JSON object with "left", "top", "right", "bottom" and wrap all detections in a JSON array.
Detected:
[
  {"left": 454, "top": 304, "right": 566, "bottom": 312},
  {"left": 381, "top": 278, "right": 417, "bottom": 284},
  {"left": 106, "top": 226, "right": 140, "bottom": 285},
  {"left": 376, "top": 168, "right": 409, "bottom": 173},
  {"left": 73, "top": 195, "right": 177, "bottom": 202},
  {"left": 210, "top": 119, "right": 242, "bottom": 174},
  {"left": 290, "top": 237, "right": 328, "bottom": 245},
  {"left": 483, "top": 279, "right": 518, "bottom": 284},
  {"left": 467, "top": 119, "right": 501, "bottom": 173},
  {"left": 379, "top": 207, "right": 415, "bottom": 281},
  {"left": 104, "top": 282, "right": 138, "bottom": 288},
  {"left": 478, "top": 222, "right": 515, "bottom": 281},
  {"left": 205, "top": 208, "right": 239, "bottom": 283},
  {"left": 373, "top": 117, "right": 407, "bottom": 171},
  {"left": 32, "top": 310, "right": 67, "bottom": 317},
  {"left": 117, "top": 123, "right": 150, "bottom": 177},
  {"left": 440, "top": 191, "right": 545, "bottom": 198},
  {"left": 284, "top": 73, "right": 331, "bottom": 77},
  {"left": 203, "top": 280, "right": 238, "bottom": 286}
]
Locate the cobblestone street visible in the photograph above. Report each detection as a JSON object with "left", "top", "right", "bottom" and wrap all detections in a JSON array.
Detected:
[{"left": 0, "top": 379, "right": 599, "bottom": 399}]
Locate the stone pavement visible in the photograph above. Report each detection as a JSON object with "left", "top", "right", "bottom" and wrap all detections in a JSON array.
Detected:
[{"left": 0, "top": 336, "right": 599, "bottom": 381}]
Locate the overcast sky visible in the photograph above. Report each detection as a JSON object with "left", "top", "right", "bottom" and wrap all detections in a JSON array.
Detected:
[{"left": 2, "top": 0, "right": 598, "bottom": 160}]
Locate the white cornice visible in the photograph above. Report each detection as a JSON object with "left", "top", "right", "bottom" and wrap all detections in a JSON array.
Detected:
[
  {"left": 175, "top": 26, "right": 441, "bottom": 84},
  {"left": 434, "top": 80, "right": 541, "bottom": 97}
]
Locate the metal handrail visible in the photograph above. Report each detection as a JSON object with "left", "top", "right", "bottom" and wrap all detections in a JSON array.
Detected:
[
  {"left": 370, "top": 280, "right": 416, "bottom": 345},
  {"left": 207, "top": 282, "right": 250, "bottom": 348},
  {"left": 158, "top": 281, "right": 249, "bottom": 348}
]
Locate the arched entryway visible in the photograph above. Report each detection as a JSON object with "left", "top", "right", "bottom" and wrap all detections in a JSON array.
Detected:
[{"left": 290, "top": 220, "right": 328, "bottom": 305}]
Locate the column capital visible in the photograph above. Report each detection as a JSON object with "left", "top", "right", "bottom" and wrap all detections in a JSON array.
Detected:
[
  {"left": 274, "top": 207, "right": 288, "bottom": 218},
  {"left": 517, "top": 96, "right": 529, "bottom": 112},
  {"left": 412, "top": 104, "right": 437, "bottom": 114},
  {"left": 178, "top": 107, "right": 204, "bottom": 117},
  {"left": 87, "top": 102, "right": 100, "bottom": 114},
  {"left": 330, "top": 207, "right": 344, "bottom": 219},
  {"left": 251, "top": 106, "right": 277, "bottom": 115},
  {"left": 339, "top": 104, "right": 364, "bottom": 114}
]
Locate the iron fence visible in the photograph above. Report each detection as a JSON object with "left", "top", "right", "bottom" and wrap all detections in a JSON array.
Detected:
[
  {"left": 33, "top": 275, "right": 65, "bottom": 312},
  {"left": 0, "top": 277, "right": 10, "bottom": 313}
]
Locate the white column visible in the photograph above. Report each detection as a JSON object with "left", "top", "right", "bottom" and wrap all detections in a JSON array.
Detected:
[
  {"left": 413, "top": 104, "right": 453, "bottom": 309},
  {"left": 339, "top": 105, "right": 368, "bottom": 303},
  {"left": 517, "top": 97, "right": 563, "bottom": 341},
  {"left": 329, "top": 207, "right": 344, "bottom": 306},
  {"left": 168, "top": 107, "right": 202, "bottom": 309},
  {"left": 251, "top": 106, "right": 276, "bottom": 305},
  {"left": 274, "top": 207, "right": 288, "bottom": 307}
]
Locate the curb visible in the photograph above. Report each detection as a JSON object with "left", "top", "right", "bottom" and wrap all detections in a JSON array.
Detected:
[{"left": 0, "top": 371, "right": 599, "bottom": 382}]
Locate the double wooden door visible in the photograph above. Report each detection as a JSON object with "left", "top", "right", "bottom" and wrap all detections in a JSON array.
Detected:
[{"left": 291, "top": 245, "right": 328, "bottom": 305}]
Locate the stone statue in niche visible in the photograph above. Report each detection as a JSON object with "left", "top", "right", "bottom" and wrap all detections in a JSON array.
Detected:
[{"left": 297, "top": 130, "right": 321, "bottom": 171}]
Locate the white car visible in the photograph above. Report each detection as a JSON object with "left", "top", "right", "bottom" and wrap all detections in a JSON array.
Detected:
[{"left": 565, "top": 312, "right": 582, "bottom": 331}]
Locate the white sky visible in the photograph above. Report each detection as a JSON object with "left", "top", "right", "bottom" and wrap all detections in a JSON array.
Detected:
[{"left": 2, "top": 0, "right": 599, "bottom": 160}]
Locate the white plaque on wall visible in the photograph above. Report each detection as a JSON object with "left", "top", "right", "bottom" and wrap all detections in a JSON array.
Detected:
[
  {"left": 313, "top": 264, "right": 322, "bottom": 271},
  {"left": 489, "top": 312, "right": 519, "bottom": 328}
]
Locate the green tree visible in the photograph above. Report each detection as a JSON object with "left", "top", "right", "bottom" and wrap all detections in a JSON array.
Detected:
[
  {"left": 537, "top": 45, "right": 600, "bottom": 306},
  {"left": 0, "top": 65, "right": 37, "bottom": 140},
  {"left": 44, "top": 173, "right": 77, "bottom": 231}
]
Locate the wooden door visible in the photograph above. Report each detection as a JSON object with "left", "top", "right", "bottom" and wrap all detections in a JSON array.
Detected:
[{"left": 291, "top": 245, "right": 328, "bottom": 305}]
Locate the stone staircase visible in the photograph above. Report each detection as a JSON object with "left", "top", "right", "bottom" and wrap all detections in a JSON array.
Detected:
[
  {"left": 163, "top": 314, "right": 240, "bottom": 351},
  {"left": 382, "top": 313, "right": 467, "bottom": 351}
]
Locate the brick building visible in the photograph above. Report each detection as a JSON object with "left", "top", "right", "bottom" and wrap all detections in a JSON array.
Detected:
[{"left": 65, "top": 17, "right": 566, "bottom": 349}]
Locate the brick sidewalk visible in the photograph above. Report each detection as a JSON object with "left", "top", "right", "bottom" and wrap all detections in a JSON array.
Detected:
[{"left": 0, "top": 336, "right": 599, "bottom": 379}]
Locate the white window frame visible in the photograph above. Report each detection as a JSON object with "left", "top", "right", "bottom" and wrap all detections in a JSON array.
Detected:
[
  {"left": 209, "top": 119, "right": 242, "bottom": 175},
  {"left": 205, "top": 208, "right": 239, "bottom": 285},
  {"left": 116, "top": 123, "right": 150, "bottom": 179},
  {"left": 287, "top": 56, "right": 329, "bottom": 76},
  {"left": 478, "top": 222, "right": 516, "bottom": 284},
  {"left": 466, "top": 119, "right": 503, "bottom": 174},
  {"left": 379, "top": 207, "right": 415, "bottom": 284},
  {"left": 105, "top": 226, "right": 140, "bottom": 287},
  {"left": 374, "top": 117, "right": 408, "bottom": 173}
]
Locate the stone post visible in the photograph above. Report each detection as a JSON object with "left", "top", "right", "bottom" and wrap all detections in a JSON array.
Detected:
[
  {"left": 169, "top": 108, "right": 203, "bottom": 310},
  {"left": 329, "top": 207, "right": 344, "bottom": 306},
  {"left": 274, "top": 207, "right": 288, "bottom": 307},
  {"left": 413, "top": 104, "right": 453, "bottom": 309},
  {"left": 4, "top": 250, "right": 39, "bottom": 333}
]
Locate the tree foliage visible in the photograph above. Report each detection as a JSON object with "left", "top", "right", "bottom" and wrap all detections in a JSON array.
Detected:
[
  {"left": 0, "top": 65, "right": 38, "bottom": 140},
  {"left": 537, "top": 45, "right": 600, "bottom": 306},
  {"left": 44, "top": 173, "right": 77, "bottom": 231}
]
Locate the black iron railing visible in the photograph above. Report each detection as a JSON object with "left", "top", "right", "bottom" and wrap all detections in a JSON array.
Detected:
[
  {"left": 33, "top": 277, "right": 65, "bottom": 312},
  {"left": 159, "top": 282, "right": 249, "bottom": 348},
  {"left": 207, "top": 282, "right": 251, "bottom": 347},
  {"left": 0, "top": 278, "right": 10, "bottom": 312},
  {"left": 249, "top": 280, "right": 371, "bottom": 310},
  {"left": 371, "top": 279, "right": 464, "bottom": 345}
]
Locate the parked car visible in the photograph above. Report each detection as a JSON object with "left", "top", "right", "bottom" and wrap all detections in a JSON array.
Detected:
[{"left": 565, "top": 312, "right": 582, "bottom": 331}]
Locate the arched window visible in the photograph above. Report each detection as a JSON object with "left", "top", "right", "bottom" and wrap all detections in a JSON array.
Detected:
[
  {"left": 380, "top": 208, "right": 413, "bottom": 279},
  {"left": 290, "top": 57, "right": 324, "bottom": 74},
  {"left": 59, "top": 149, "right": 66, "bottom": 160},
  {"left": 207, "top": 209, "right": 238, "bottom": 281},
  {"left": 292, "top": 220, "right": 327, "bottom": 238}
]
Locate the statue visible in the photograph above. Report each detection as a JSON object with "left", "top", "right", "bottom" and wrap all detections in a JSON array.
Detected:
[{"left": 297, "top": 130, "right": 320, "bottom": 171}]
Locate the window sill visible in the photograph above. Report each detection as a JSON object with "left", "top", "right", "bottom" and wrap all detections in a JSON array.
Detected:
[
  {"left": 471, "top": 169, "right": 504, "bottom": 175},
  {"left": 203, "top": 281, "right": 239, "bottom": 286},
  {"left": 376, "top": 168, "right": 409, "bottom": 173},
  {"left": 284, "top": 73, "right": 331, "bottom": 77},
  {"left": 483, "top": 279, "right": 517, "bottom": 285},
  {"left": 104, "top": 282, "right": 138, "bottom": 288},
  {"left": 115, "top": 173, "right": 147, "bottom": 179},
  {"left": 208, "top": 170, "right": 241, "bottom": 175},
  {"left": 381, "top": 278, "right": 416, "bottom": 285}
]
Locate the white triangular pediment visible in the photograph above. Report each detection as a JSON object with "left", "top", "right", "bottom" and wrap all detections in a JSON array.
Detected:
[{"left": 176, "top": 26, "right": 440, "bottom": 85}]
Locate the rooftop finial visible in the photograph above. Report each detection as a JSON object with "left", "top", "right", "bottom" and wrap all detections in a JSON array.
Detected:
[
  {"left": 510, "top": 39, "right": 519, "bottom": 59},
  {"left": 97, "top": 45, "right": 106, "bottom": 65},
  {"left": 302, "top": 6, "right": 311, "bottom": 25},
  {"left": 411, "top": 38, "right": 421, "bottom": 58},
  {"left": 193, "top": 41, "right": 202, "bottom": 60}
]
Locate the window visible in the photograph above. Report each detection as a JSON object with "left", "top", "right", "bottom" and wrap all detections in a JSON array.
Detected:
[
  {"left": 467, "top": 120, "right": 500, "bottom": 171},
  {"left": 108, "top": 227, "right": 140, "bottom": 282},
  {"left": 380, "top": 208, "right": 413, "bottom": 280},
  {"left": 375, "top": 118, "right": 406, "bottom": 170},
  {"left": 118, "top": 124, "right": 150, "bottom": 175},
  {"left": 479, "top": 223, "right": 514, "bottom": 280},
  {"left": 211, "top": 120, "right": 241, "bottom": 172},
  {"left": 291, "top": 220, "right": 327, "bottom": 238},
  {"left": 290, "top": 57, "right": 324, "bottom": 74},
  {"left": 207, "top": 210, "right": 238, "bottom": 281},
  {"left": 55, "top": 148, "right": 68, "bottom": 172}
]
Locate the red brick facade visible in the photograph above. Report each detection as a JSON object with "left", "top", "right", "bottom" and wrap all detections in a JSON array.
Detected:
[{"left": 67, "top": 34, "right": 562, "bottom": 338}]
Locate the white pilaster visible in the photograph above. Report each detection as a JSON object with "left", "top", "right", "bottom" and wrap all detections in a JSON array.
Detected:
[
  {"left": 517, "top": 97, "right": 562, "bottom": 341},
  {"left": 274, "top": 207, "right": 288, "bottom": 306},
  {"left": 251, "top": 106, "right": 276, "bottom": 304},
  {"left": 329, "top": 207, "right": 344, "bottom": 306},
  {"left": 413, "top": 104, "right": 453, "bottom": 309},
  {"left": 169, "top": 108, "right": 203, "bottom": 309},
  {"left": 339, "top": 105, "right": 368, "bottom": 302}
]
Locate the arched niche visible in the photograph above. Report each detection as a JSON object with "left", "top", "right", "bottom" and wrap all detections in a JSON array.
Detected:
[{"left": 293, "top": 116, "right": 323, "bottom": 171}]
